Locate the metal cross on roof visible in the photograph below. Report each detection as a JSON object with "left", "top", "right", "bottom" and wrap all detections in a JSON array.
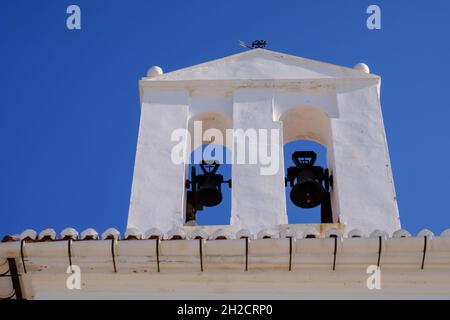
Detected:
[{"left": 239, "top": 39, "right": 267, "bottom": 49}]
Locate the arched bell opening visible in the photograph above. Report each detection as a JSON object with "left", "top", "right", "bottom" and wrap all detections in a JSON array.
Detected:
[
  {"left": 185, "top": 111, "right": 233, "bottom": 226},
  {"left": 188, "top": 112, "right": 233, "bottom": 152},
  {"left": 185, "top": 144, "right": 232, "bottom": 226},
  {"left": 284, "top": 140, "right": 331, "bottom": 224},
  {"left": 279, "top": 107, "right": 335, "bottom": 224}
]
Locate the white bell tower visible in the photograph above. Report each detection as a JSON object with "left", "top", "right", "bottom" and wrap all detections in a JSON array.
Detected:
[{"left": 127, "top": 49, "right": 400, "bottom": 237}]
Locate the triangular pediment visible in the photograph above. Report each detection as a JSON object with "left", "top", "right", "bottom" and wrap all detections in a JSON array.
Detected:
[{"left": 148, "top": 49, "right": 376, "bottom": 81}]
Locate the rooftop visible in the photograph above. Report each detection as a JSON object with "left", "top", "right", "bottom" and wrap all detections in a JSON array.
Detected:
[{"left": 2, "top": 225, "right": 450, "bottom": 299}]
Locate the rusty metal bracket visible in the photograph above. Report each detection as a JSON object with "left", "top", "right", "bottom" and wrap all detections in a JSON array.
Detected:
[
  {"left": 8, "top": 258, "right": 23, "bottom": 299},
  {"left": 288, "top": 237, "right": 293, "bottom": 271},
  {"left": 421, "top": 236, "right": 428, "bottom": 270},
  {"left": 332, "top": 235, "right": 338, "bottom": 271},
  {"left": 67, "top": 239, "right": 73, "bottom": 273},
  {"left": 156, "top": 238, "right": 160, "bottom": 273},
  {"left": 199, "top": 238, "right": 204, "bottom": 272},
  {"left": 244, "top": 237, "right": 249, "bottom": 272},
  {"left": 111, "top": 239, "right": 117, "bottom": 273},
  {"left": 377, "top": 236, "right": 382, "bottom": 268},
  {"left": 20, "top": 239, "right": 27, "bottom": 274}
]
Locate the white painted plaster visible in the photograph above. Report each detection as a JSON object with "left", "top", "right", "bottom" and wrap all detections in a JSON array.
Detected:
[
  {"left": 230, "top": 88, "right": 288, "bottom": 233},
  {"left": 147, "top": 66, "right": 163, "bottom": 78},
  {"left": 354, "top": 63, "right": 370, "bottom": 74},
  {"left": 332, "top": 84, "right": 400, "bottom": 234},
  {"left": 152, "top": 49, "right": 377, "bottom": 81},
  {"left": 127, "top": 90, "right": 189, "bottom": 233}
]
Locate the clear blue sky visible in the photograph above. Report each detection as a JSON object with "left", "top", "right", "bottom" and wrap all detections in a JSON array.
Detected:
[{"left": 1, "top": 0, "right": 449, "bottom": 237}]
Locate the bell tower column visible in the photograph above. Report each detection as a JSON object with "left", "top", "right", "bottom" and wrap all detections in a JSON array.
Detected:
[
  {"left": 330, "top": 84, "right": 401, "bottom": 235},
  {"left": 127, "top": 89, "right": 190, "bottom": 234},
  {"left": 230, "top": 88, "right": 288, "bottom": 234}
]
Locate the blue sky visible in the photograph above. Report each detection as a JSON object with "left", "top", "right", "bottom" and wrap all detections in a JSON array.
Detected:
[{"left": 1, "top": 0, "right": 449, "bottom": 237}]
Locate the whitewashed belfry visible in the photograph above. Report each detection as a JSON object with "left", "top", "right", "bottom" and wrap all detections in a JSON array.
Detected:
[
  {"left": 4, "top": 49, "right": 450, "bottom": 300},
  {"left": 127, "top": 49, "right": 401, "bottom": 237}
]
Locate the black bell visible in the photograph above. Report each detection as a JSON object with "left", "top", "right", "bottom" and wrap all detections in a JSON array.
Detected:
[
  {"left": 185, "top": 160, "right": 232, "bottom": 222},
  {"left": 197, "top": 161, "right": 223, "bottom": 207},
  {"left": 285, "top": 151, "right": 333, "bottom": 222}
]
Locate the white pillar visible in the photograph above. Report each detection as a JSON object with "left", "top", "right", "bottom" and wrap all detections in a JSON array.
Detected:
[
  {"left": 231, "top": 89, "right": 288, "bottom": 233},
  {"left": 332, "top": 84, "right": 400, "bottom": 235},
  {"left": 127, "top": 90, "right": 189, "bottom": 234}
]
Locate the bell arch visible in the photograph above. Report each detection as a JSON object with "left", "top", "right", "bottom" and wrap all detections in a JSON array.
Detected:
[
  {"left": 188, "top": 111, "right": 233, "bottom": 152},
  {"left": 279, "top": 106, "right": 331, "bottom": 147},
  {"left": 185, "top": 111, "right": 233, "bottom": 226},
  {"left": 279, "top": 106, "right": 337, "bottom": 224}
]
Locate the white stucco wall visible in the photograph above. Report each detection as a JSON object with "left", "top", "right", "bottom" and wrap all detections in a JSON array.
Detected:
[
  {"left": 127, "top": 90, "right": 189, "bottom": 233},
  {"left": 332, "top": 84, "right": 400, "bottom": 234},
  {"left": 231, "top": 89, "right": 287, "bottom": 233}
]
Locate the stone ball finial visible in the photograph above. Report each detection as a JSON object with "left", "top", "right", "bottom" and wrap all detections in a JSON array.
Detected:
[
  {"left": 353, "top": 63, "right": 370, "bottom": 74},
  {"left": 147, "top": 66, "right": 163, "bottom": 78}
]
